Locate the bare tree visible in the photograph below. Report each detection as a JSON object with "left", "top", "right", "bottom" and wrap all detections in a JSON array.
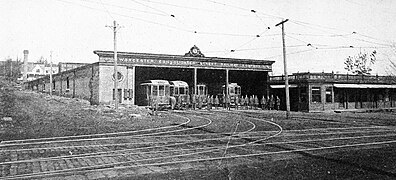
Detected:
[
  {"left": 3, "top": 57, "right": 22, "bottom": 82},
  {"left": 36, "top": 56, "right": 48, "bottom": 64},
  {"left": 387, "top": 44, "right": 396, "bottom": 75},
  {"left": 344, "top": 50, "right": 377, "bottom": 75}
]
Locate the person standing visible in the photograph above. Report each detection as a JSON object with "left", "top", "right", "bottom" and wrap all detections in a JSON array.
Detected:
[
  {"left": 192, "top": 94, "right": 197, "bottom": 110},
  {"left": 186, "top": 93, "right": 191, "bottom": 110},
  {"left": 235, "top": 95, "right": 240, "bottom": 110},
  {"left": 226, "top": 95, "right": 231, "bottom": 110},
  {"left": 276, "top": 96, "right": 281, "bottom": 110},
  {"left": 269, "top": 95, "right": 275, "bottom": 110},
  {"left": 261, "top": 95, "right": 267, "bottom": 110},
  {"left": 254, "top": 95, "right": 259, "bottom": 110},
  {"left": 214, "top": 95, "right": 220, "bottom": 109},
  {"left": 207, "top": 95, "right": 213, "bottom": 110}
]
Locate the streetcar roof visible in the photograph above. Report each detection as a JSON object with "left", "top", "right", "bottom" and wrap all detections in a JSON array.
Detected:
[
  {"left": 140, "top": 80, "right": 170, "bottom": 86},
  {"left": 222, "top": 83, "right": 240, "bottom": 87},
  {"left": 169, "top": 80, "right": 189, "bottom": 87}
]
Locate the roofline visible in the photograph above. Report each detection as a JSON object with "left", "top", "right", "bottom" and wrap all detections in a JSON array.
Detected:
[{"left": 93, "top": 50, "right": 275, "bottom": 65}]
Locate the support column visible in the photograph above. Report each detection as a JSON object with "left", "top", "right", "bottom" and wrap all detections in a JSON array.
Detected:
[
  {"left": 132, "top": 66, "right": 136, "bottom": 105},
  {"left": 266, "top": 72, "right": 270, "bottom": 98},
  {"left": 194, "top": 68, "right": 197, "bottom": 96},
  {"left": 226, "top": 69, "right": 229, "bottom": 109}
]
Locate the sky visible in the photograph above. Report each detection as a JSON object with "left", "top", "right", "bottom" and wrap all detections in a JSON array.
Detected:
[{"left": 1, "top": 0, "right": 395, "bottom": 75}]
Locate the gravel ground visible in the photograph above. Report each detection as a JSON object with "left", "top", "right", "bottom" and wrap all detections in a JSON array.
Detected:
[
  {"left": 1, "top": 82, "right": 396, "bottom": 179},
  {"left": 0, "top": 88, "right": 182, "bottom": 141}
]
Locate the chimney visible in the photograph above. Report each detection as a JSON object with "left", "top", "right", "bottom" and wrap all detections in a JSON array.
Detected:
[{"left": 23, "top": 50, "right": 29, "bottom": 83}]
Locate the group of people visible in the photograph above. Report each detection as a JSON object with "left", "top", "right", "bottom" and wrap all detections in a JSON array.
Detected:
[{"left": 170, "top": 94, "right": 281, "bottom": 111}]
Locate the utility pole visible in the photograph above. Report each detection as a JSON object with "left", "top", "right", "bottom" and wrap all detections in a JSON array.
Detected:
[
  {"left": 275, "top": 19, "right": 290, "bottom": 119},
  {"left": 106, "top": 20, "right": 122, "bottom": 110},
  {"left": 50, "top": 51, "right": 53, "bottom": 96}
]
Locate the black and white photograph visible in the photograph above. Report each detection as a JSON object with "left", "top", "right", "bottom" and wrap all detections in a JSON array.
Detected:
[{"left": 1, "top": 0, "right": 396, "bottom": 179}]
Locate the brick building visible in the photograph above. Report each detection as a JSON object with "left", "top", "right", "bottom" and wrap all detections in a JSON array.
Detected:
[
  {"left": 25, "top": 47, "right": 275, "bottom": 105},
  {"left": 269, "top": 72, "right": 396, "bottom": 112}
]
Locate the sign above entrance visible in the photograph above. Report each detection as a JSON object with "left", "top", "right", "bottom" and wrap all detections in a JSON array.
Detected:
[{"left": 94, "top": 50, "right": 274, "bottom": 71}]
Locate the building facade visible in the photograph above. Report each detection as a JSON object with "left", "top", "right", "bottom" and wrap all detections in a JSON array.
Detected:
[
  {"left": 25, "top": 47, "right": 275, "bottom": 106},
  {"left": 269, "top": 72, "right": 396, "bottom": 112}
]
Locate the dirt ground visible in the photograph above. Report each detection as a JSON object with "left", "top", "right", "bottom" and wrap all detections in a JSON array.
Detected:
[
  {"left": 0, "top": 87, "right": 179, "bottom": 141},
  {"left": 1, "top": 84, "right": 396, "bottom": 179}
]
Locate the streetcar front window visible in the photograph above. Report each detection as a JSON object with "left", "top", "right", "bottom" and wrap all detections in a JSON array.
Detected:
[
  {"left": 175, "top": 87, "right": 179, "bottom": 95},
  {"left": 230, "top": 87, "right": 235, "bottom": 94},
  {"left": 159, "top": 85, "right": 165, "bottom": 96},
  {"left": 179, "top": 87, "right": 185, "bottom": 95},
  {"left": 170, "top": 86, "right": 174, "bottom": 96},
  {"left": 146, "top": 86, "right": 151, "bottom": 96},
  {"left": 165, "top": 85, "right": 170, "bottom": 96},
  {"left": 153, "top": 85, "right": 158, "bottom": 96},
  {"left": 199, "top": 86, "right": 204, "bottom": 95}
]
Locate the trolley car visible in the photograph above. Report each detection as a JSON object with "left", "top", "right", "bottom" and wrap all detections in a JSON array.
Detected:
[
  {"left": 170, "top": 80, "right": 189, "bottom": 108},
  {"left": 195, "top": 84, "right": 208, "bottom": 106},
  {"left": 141, "top": 79, "right": 209, "bottom": 109},
  {"left": 140, "top": 80, "right": 171, "bottom": 108},
  {"left": 222, "top": 83, "right": 241, "bottom": 106}
]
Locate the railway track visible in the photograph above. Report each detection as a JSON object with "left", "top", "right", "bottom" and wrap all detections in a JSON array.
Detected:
[{"left": 1, "top": 110, "right": 395, "bottom": 179}]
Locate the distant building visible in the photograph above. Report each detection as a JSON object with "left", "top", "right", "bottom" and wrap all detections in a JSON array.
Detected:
[
  {"left": 58, "top": 62, "right": 89, "bottom": 72},
  {"left": 17, "top": 62, "right": 58, "bottom": 81},
  {"left": 17, "top": 62, "right": 88, "bottom": 82},
  {"left": 269, "top": 72, "right": 396, "bottom": 112}
]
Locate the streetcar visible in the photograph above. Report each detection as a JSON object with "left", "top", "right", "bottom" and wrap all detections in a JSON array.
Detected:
[
  {"left": 170, "top": 80, "right": 189, "bottom": 108},
  {"left": 141, "top": 79, "right": 209, "bottom": 109},
  {"left": 140, "top": 80, "right": 172, "bottom": 109},
  {"left": 222, "top": 83, "right": 241, "bottom": 106},
  {"left": 194, "top": 84, "right": 208, "bottom": 106}
]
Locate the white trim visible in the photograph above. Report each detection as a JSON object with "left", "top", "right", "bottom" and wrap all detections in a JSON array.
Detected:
[
  {"left": 333, "top": 84, "right": 396, "bottom": 88},
  {"left": 270, "top": 84, "right": 298, "bottom": 88}
]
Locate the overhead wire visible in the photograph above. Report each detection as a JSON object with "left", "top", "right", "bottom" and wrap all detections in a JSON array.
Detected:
[
  {"left": 202, "top": 0, "right": 284, "bottom": 20},
  {"left": 290, "top": 20, "right": 392, "bottom": 47},
  {"left": 128, "top": 0, "right": 169, "bottom": 16},
  {"left": 204, "top": 44, "right": 307, "bottom": 53},
  {"left": 99, "top": 0, "right": 115, "bottom": 20},
  {"left": 79, "top": 0, "right": 167, "bottom": 16},
  {"left": 58, "top": 0, "right": 277, "bottom": 39},
  {"left": 55, "top": 0, "right": 192, "bottom": 32},
  {"left": 263, "top": 49, "right": 316, "bottom": 59},
  {"left": 57, "top": 0, "right": 395, "bottom": 62},
  {"left": 139, "top": 0, "right": 254, "bottom": 17}
]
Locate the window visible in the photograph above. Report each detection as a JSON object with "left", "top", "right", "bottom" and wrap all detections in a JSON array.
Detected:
[
  {"left": 165, "top": 86, "right": 170, "bottom": 96},
  {"left": 199, "top": 86, "right": 205, "bottom": 95},
  {"left": 326, "top": 87, "right": 333, "bottom": 103},
  {"left": 153, "top": 86, "right": 158, "bottom": 96},
  {"left": 311, "top": 87, "right": 321, "bottom": 103},
  {"left": 236, "top": 87, "right": 241, "bottom": 95},
  {"left": 128, "top": 89, "right": 133, "bottom": 100},
  {"left": 175, "top": 87, "right": 179, "bottom": 95},
  {"left": 229, "top": 87, "right": 235, "bottom": 94},
  {"left": 159, "top": 85, "right": 165, "bottom": 96},
  {"left": 66, "top": 77, "right": 70, "bottom": 89},
  {"left": 180, "top": 87, "right": 185, "bottom": 95},
  {"left": 36, "top": 69, "right": 40, "bottom": 73},
  {"left": 124, "top": 89, "right": 128, "bottom": 100}
]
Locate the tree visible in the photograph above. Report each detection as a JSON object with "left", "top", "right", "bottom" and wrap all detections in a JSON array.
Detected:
[
  {"left": 3, "top": 57, "right": 22, "bottom": 82},
  {"left": 387, "top": 44, "right": 396, "bottom": 76},
  {"left": 36, "top": 56, "right": 48, "bottom": 64},
  {"left": 344, "top": 50, "right": 377, "bottom": 75}
]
